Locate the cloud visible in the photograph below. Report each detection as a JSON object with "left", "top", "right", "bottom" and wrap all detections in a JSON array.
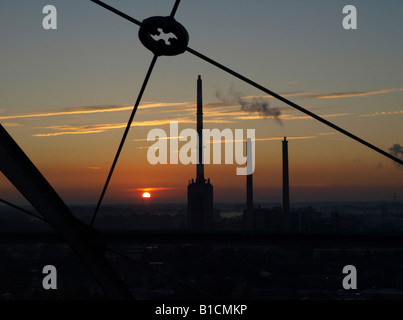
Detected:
[
  {"left": 133, "top": 136, "right": 186, "bottom": 142},
  {"left": 128, "top": 187, "right": 180, "bottom": 192},
  {"left": 305, "top": 88, "right": 403, "bottom": 99},
  {"left": 12, "top": 86, "right": 397, "bottom": 122},
  {"left": 139, "top": 135, "right": 316, "bottom": 146},
  {"left": 235, "top": 112, "right": 352, "bottom": 121},
  {"left": 255, "top": 136, "right": 316, "bottom": 142},
  {"left": 205, "top": 136, "right": 316, "bottom": 144},
  {"left": 2, "top": 123, "right": 22, "bottom": 127},
  {"left": 154, "top": 102, "right": 235, "bottom": 114},
  {"left": 0, "top": 102, "right": 188, "bottom": 121},
  {"left": 32, "top": 118, "right": 193, "bottom": 137},
  {"left": 136, "top": 146, "right": 155, "bottom": 150},
  {"left": 388, "top": 144, "right": 403, "bottom": 170},
  {"left": 317, "top": 132, "right": 337, "bottom": 136},
  {"left": 203, "top": 119, "right": 235, "bottom": 124},
  {"left": 244, "top": 92, "right": 308, "bottom": 99},
  {"left": 244, "top": 88, "right": 403, "bottom": 101},
  {"left": 360, "top": 110, "right": 403, "bottom": 117},
  {"left": 8, "top": 85, "right": 400, "bottom": 139},
  {"left": 9, "top": 84, "right": 394, "bottom": 131},
  {"left": 33, "top": 123, "right": 127, "bottom": 137}
]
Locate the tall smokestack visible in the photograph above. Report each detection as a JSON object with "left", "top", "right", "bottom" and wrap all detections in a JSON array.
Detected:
[
  {"left": 282, "top": 137, "right": 290, "bottom": 216},
  {"left": 246, "top": 138, "right": 253, "bottom": 211},
  {"left": 188, "top": 75, "right": 214, "bottom": 231},
  {"left": 196, "top": 75, "right": 205, "bottom": 183}
]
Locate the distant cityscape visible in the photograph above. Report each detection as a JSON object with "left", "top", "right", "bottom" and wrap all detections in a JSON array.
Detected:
[
  {"left": 2, "top": 200, "right": 403, "bottom": 233},
  {"left": 1, "top": 200, "right": 403, "bottom": 300}
]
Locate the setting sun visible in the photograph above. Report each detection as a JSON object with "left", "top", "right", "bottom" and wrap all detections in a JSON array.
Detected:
[{"left": 142, "top": 192, "right": 151, "bottom": 199}]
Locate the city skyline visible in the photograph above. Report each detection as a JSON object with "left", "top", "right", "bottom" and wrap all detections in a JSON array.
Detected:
[{"left": 0, "top": 0, "right": 402, "bottom": 205}]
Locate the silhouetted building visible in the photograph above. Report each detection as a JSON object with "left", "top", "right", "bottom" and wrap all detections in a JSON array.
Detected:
[
  {"left": 332, "top": 212, "right": 340, "bottom": 231},
  {"left": 244, "top": 206, "right": 283, "bottom": 231},
  {"left": 188, "top": 76, "right": 214, "bottom": 230},
  {"left": 297, "top": 207, "right": 322, "bottom": 231}
]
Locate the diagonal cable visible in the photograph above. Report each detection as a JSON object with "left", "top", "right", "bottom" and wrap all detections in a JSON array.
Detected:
[
  {"left": 90, "top": 0, "right": 142, "bottom": 26},
  {"left": 107, "top": 247, "right": 217, "bottom": 300},
  {"left": 0, "top": 198, "right": 46, "bottom": 222},
  {"left": 170, "top": 0, "right": 182, "bottom": 18},
  {"left": 186, "top": 46, "right": 403, "bottom": 166},
  {"left": 91, "top": 54, "right": 159, "bottom": 226}
]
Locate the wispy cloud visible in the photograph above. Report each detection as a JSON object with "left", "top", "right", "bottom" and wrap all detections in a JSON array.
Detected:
[
  {"left": 128, "top": 187, "right": 180, "bottom": 192},
  {"left": 305, "top": 88, "right": 403, "bottom": 99},
  {"left": 317, "top": 132, "right": 337, "bottom": 136},
  {"left": 133, "top": 136, "right": 185, "bottom": 142},
  {"left": 9, "top": 86, "right": 399, "bottom": 122},
  {"left": 360, "top": 110, "right": 403, "bottom": 117},
  {"left": 235, "top": 112, "right": 352, "bottom": 121},
  {"left": 0, "top": 102, "right": 188, "bottom": 121},
  {"left": 204, "top": 119, "right": 235, "bottom": 124},
  {"left": 33, "top": 123, "right": 127, "bottom": 137},
  {"left": 285, "top": 112, "right": 352, "bottom": 120},
  {"left": 244, "top": 92, "right": 309, "bottom": 99},
  {"left": 2, "top": 122, "right": 22, "bottom": 127},
  {"left": 208, "top": 136, "right": 317, "bottom": 143},
  {"left": 9, "top": 86, "right": 401, "bottom": 139},
  {"left": 33, "top": 118, "right": 192, "bottom": 137},
  {"left": 138, "top": 135, "right": 316, "bottom": 145},
  {"left": 154, "top": 102, "right": 235, "bottom": 114},
  {"left": 255, "top": 136, "right": 316, "bottom": 141},
  {"left": 132, "top": 118, "right": 192, "bottom": 127},
  {"left": 244, "top": 88, "right": 403, "bottom": 100}
]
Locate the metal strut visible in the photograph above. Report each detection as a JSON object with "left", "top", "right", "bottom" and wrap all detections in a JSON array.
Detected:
[
  {"left": 0, "top": 124, "right": 132, "bottom": 299},
  {"left": 91, "top": 54, "right": 158, "bottom": 226}
]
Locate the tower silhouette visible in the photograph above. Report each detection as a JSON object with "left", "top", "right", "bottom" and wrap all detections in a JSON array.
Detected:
[
  {"left": 282, "top": 137, "right": 291, "bottom": 229},
  {"left": 243, "top": 138, "right": 255, "bottom": 230},
  {"left": 187, "top": 76, "right": 214, "bottom": 230},
  {"left": 246, "top": 140, "right": 253, "bottom": 212}
]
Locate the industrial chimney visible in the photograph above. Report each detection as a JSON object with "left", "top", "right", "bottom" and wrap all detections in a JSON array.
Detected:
[
  {"left": 196, "top": 75, "right": 205, "bottom": 183},
  {"left": 187, "top": 75, "right": 214, "bottom": 230},
  {"left": 246, "top": 138, "right": 253, "bottom": 211},
  {"left": 282, "top": 137, "right": 290, "bottom": 227}
]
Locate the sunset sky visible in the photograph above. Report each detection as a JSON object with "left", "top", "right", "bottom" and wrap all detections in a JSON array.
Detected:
[{"left": 0, "top": 0, "right": 402, "bottom": 206}]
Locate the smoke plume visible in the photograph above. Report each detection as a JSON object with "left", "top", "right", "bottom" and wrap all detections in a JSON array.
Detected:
[
  {"left": 215, "top": 87, "right": 282, "bottom": 125},
  {"left": 389, "top": 143, "right": 403, "bottom": 170}
]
